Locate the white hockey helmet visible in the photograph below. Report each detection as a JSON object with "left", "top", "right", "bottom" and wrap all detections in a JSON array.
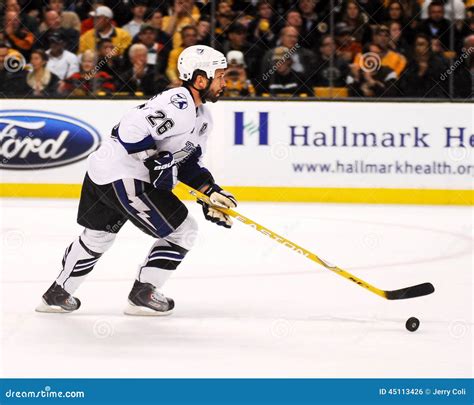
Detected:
[{"left": 178, "top": 45, "right": 227, "bottom": 81}]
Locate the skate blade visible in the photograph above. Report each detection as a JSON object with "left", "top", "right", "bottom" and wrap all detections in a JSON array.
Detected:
[
  {"left": 35, "top": 300, "right": 74, "bottom": 314},
  {"left": 124, "top": 303, "right": 173, "bottom": 317}
]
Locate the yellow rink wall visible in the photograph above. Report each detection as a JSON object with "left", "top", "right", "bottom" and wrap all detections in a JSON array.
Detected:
[{"left": 0, "top": 183, "right": 472, "bottom": 205}]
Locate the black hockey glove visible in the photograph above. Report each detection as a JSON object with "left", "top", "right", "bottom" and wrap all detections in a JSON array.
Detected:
[
  {"left": 199, "top": 184, "right": 237, "bottom": 229},
  {"left": 144, "top": 151, "right": 176, "bottom": 190}
]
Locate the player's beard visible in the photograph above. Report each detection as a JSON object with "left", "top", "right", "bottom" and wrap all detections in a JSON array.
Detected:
[{"left": 203, "top": 88, "right": 222, "bottom": 103}]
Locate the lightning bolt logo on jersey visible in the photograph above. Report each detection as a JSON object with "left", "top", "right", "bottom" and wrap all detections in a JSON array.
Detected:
[
  {"left": 170, "top": 93, "right": 188, "bottom": 110},
  {"left": 87, "top": 87, "right": 213, "bottom": 187}
]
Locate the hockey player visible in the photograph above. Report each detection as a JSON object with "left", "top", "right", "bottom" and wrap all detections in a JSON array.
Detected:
[{"left": 36, "top": 45, "right": 236, "bottom": 316}]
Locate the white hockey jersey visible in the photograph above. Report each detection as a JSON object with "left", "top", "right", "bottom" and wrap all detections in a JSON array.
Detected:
[{"left": 87, "top": 87, "right": 213, "bottom": 186}]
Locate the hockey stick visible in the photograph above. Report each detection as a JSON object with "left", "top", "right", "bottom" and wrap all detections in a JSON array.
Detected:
[{"left": 179, "top": 183, "right": 435, "bottom": 300}]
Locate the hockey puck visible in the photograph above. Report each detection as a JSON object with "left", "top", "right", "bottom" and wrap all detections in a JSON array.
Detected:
[{"left": 406, "top": 317, "right": 420, "bottom": 332}]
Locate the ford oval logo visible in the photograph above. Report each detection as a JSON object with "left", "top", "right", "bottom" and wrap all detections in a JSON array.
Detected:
[{"left": 0, "top": 110, "right": 101, "bottom": 170}]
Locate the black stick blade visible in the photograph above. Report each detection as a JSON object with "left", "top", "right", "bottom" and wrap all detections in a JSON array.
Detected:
[{"left": 385, "top": 283, "right": 435, "bottom": 300}]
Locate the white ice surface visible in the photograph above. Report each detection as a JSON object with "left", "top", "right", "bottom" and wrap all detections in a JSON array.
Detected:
[{"left": 0, "top": 199, "right": 472, "bottom": 378}]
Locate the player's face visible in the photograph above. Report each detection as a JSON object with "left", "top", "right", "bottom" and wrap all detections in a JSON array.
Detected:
[{"left": 205, "top": 69, "right": 227, "bottom": 103}]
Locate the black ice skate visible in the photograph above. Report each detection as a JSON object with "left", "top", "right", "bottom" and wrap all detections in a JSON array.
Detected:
[
  {"left": 35, "top": 282, "right": 81, "bottom": 313},
  {"left": 124, "top": 280, "right": 174, "bottom": 316}
]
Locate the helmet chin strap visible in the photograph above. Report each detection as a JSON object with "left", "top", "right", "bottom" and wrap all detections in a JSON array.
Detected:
[
  {"left": 198, "top": 79, "right": 213, "bottom": 103},
  {"left": 184, "top": 74, "right": 213, "bottom": 104}
]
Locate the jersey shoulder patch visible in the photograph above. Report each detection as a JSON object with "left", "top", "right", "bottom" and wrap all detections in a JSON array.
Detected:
[
  {"left": 169, "top": 92, "right": 189, "bottom": 110},
  {"left": 147, "top": 87, "right": 194, "bottom": 111}
]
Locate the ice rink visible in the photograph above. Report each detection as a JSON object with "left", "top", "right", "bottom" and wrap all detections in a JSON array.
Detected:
[{"left": 1, "top": 198, "right": 472, "bottom": 378}]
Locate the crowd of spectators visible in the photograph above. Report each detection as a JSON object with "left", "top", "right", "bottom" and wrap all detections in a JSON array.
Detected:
[{"left": 0, "top": 0, "right": 473, "bottom": 99}]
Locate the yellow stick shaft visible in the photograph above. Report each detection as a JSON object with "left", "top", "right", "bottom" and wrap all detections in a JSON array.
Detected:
[{"left": 178, "top": 183, "right": 387, "bottom": 299}]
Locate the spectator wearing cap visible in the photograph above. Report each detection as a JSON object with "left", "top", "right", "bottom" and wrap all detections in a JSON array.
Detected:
[
  {"left": 62, "top": 49, "right": 115, "bottom": 96},
  {"left": 311, "top": 35, "right": 351, "bottom": 87},
  {"left": 417, "top": 1, "right": 452, "bottom": 51},
  {"left": 79, "top": 6, "right": 132, "bottom": 56},
  {"left": 46, "top": 32, "right": 79, "bottom": 80},
  {"left": 257, "top": 46, "right": 313, "bottom": 97},
  {"left": 166, "top": 25, "right": 198, "bottom": 86},
  {"left": 399, "top": 33, "right": 448, "bottom": 98},
  {"left": 224, "top": 50, "right": 256, "bottom": 97},
  {"left": 338, "top": 0, "right": 370, "bottom": 44},
  {"left": 261, "top": 26, "right": 316, "bottom": 80},
  {"left": 0, "top": 42, "right": 30, "bottom": 97},
  {"left": 123, "top": 2, "right": 148, "bottom": 38},
  {"left": 353, "top": 25, "right": 406, "bottom": 76},
  {"left": 37, "top": 10, "right": 79, "bottom": 53},
  {"left": 3, "top": 10, "right": 35, "bottom": 59},
  {"left": 117, "top": 43, "right": 159, "bottom": 96},
  {"left": 247, "top": 0, "right": 284, "bottom": 48},
  {"left": 334, "top": 22, "right": 362, "bottom": 63},
  {"left": 220, "top": 23, "right": 260, "bottom": 80},
  {"left": 79, "top": 2, "right": 116, "bottom": 34},
  {"left": 162, "top": 0, "right": 200, "bottom": 49},
  {"left": 26, "top": 49, "right": 60, "bottom": 96}
]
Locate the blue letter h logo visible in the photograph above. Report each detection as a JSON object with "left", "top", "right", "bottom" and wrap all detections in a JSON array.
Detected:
[{"left": 234, "top": 112, "right": 268, "bottom": 145}]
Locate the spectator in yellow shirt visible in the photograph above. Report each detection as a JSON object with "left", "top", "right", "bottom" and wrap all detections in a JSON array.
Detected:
[
  {"left": 79, "top": 6, "right": 131, "bottom": 56},
  {"left": 162, "top": 0, "right": 200, "bottom": 49},
  {"left": 166, "top": 25, "right": 198, "bottom": 86},
  {"left": 353, "top": 25, "right": 406, "bottom": 76}
]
